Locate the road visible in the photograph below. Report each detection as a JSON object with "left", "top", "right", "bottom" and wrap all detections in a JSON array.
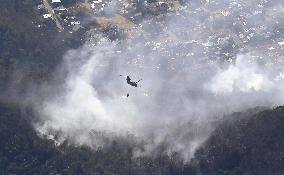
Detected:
[{"left": 42, "top": 0, "right": 63, "bottom": 30}]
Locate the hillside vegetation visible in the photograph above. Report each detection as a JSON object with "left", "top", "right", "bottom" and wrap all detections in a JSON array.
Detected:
[{"left": 0, "top": 0, "right": 82, "bottom": 91}]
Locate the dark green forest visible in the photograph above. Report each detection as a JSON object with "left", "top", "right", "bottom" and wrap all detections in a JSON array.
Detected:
[
  {"left": 2, "top": 96, "right": 284, "bottom": 174},
  {"left": 0, "top": 102, "right": 185, "bottom": 174},
  {"left": 0, "top": 0, "right": 83, "bottom": 91}
]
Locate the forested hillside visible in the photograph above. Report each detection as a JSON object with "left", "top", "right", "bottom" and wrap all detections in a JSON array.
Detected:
[
  {"left": 0, "top": 102, "right": 186, "bottom": 174},
  {"left": 0, "top": 0, "right": 83, "bottom": 91},
  {"left": 194, "top": 107, "right": 284, "bottom": 174},
  {"left": 1, "top": 101, "right": 284, "bottom": 174}
]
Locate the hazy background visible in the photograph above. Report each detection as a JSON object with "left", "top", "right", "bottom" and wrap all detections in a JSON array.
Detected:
[{"left": 29, "top": 0, "right": 284, "bottom": 161}]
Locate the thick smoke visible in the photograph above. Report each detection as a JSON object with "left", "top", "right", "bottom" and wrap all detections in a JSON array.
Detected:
[{"left": 34, "top": 0, "right": 284, "bottom": 160}]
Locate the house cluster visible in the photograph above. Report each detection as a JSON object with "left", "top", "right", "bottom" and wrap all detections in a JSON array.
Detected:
[
  {"left": 129, "top": 1, "right": 180, "bottom": 14},
  {"left": 84, "top": 0, "right": 183, "bottom": 40},
  {"left": 88, "top": 0, "right": 179, "bottom": 17},
  {"left": 90, "top": 0, "right": 112, "bottom": 16},
  {"left": 37, "top": 0, "right": 81, "bottom": 32},
  {"left": 51, "top": 0, "right": 68, "bottom": 12},
  {"left": 90, "top": 0, "right": 103, "bottom": 9},
  {"left": 50, "top": 0, "right": 81, "bottom": 32},
  {"left": 35, "top": 0, "right": 181, "bottom": 33},
  {"left": 36, "top": 2, "right": 55, "bottom": 28},
  {"left": 86, "top": 0, "right": 181, "bottom": 30}
]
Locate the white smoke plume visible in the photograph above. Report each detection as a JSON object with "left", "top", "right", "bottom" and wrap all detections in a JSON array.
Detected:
[{"left": 33, "top": 0, "right": 284, "bottom": 161}]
